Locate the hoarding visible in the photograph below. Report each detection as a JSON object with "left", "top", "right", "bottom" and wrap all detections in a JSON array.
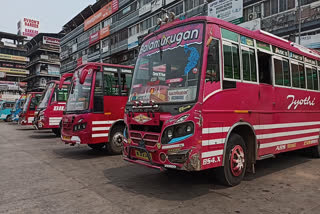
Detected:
[
  {"left": 100, "top": 25, "right": 110, "bottom": 40},
  {"left": 0, "top": 54, "right": 29, "bottom": 62},
  {"left": 89, "top": 31, "right": 100, "bottom": 45},
  {"left": 17, "top": 18, "right": 40, "bottom": 40},
  {"left": 0, "top": 67, "right": 29, "bottom": 75},
  {"left": 296, "top": 34, "right": 320, "bottom": 49},
  {"left": 208, "top": 0, "right": 243, "bottom": 23},
  {"left": 43, "top": 36, "right": 60, "bottom": 46},
  {"left": 84, "top": 0, "right": 119, "bottom": 31}
]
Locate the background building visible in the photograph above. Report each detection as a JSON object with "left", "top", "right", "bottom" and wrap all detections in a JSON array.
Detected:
[
  {"left": 0, "top": 31, "right": 28, "bottom": 100},
  {"left": 60, "top": 0, "right": 320, "bottom": 74},
  {"left": 23, "top": 33, "right": 62, "bottom": 92}
]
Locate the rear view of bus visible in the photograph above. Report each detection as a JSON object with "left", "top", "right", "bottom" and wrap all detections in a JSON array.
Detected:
[
  {"left": 34, "top": 80, "right": 69, "bottom": 136},
  {"left": 61, "top": 63, "right": 133, "bottom": 154},
  {"left": 19, "top": 92, "right": 42, "bottom": 125}
]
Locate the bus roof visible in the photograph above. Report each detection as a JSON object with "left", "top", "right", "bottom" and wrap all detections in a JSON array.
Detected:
[
  {"left": 147, "top": 16, "right": 320, "bottom": 61},
  {"left": 75, "top": 62, "right": 134, "bottom": 72}
]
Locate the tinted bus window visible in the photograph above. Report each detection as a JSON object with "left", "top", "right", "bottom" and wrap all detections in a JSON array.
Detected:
[
  {"left": 223, "top": 42, "right": 240, "bottom": 80},
  {"left": 94, "top": 72, "right": 104, "bottom": 112},
  {"left": 274, "top": 58, "right": 290, "bottom": 86},
  {"left": 242, "top": 47, "right": 257, "bottom": 82},
  {"left": 206, "top": 39, "right": 220, "bottom": 82},
  {"left": 104, "top": 72, "right": 120, "bottom": 96},
  {"left": 120, "top": 73, "right": 132, "bottom": 96}
]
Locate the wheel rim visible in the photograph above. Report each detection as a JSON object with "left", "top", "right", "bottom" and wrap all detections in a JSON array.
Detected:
[
  {"left": 112, "top": 132, "right": 123, "bottom": 147},
  {"left": 230, "top": 145, "right": 245, "bottom": 177}
]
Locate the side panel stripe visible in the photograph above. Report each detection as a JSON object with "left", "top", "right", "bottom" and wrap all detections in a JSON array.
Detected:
[{"left": 260, "top": 135, "right": 319, "bottom": 148}]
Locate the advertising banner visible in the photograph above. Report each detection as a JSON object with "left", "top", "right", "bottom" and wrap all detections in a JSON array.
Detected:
[
  {"left": 43, "top": 36, "right": 60, "bottom": 46},
  {"left": 208, "top": 0, "right": 243, "bottom": 23},
  {"left": 100, "top": 25, "right": 110, "bottom": 40},
  {"left": 84, "top": 0, "right": 118, "bottom": 31},
  {"left": 0, "top": 54, "right": 29, "bottom": 62},
  {"left": 0, "top": 67, "right": 29, "bottom": 75},
  {"left": 89, "top": 31, "right": 100, "bottom": 45},
  {"left": 17, "top": 18, "right": 40, "bottom": 40}
]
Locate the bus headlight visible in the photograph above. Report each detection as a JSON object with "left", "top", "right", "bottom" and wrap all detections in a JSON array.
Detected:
[
  {"left": 167, "top": 129, "right": 173, "bottom": 139},
  {"left": 161, "top": 122, "right": 194, "bottom": 145},
  {"left": 73, "top": 123, "right": 87, "bottom": 131}
]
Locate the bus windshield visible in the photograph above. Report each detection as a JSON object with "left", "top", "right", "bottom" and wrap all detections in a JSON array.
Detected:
[
  {"left": 66, "top": 70, "right": 93, "bottom": 112},
  {"left": 23, "top": 95, "right": 31, "bottom": 113},
  {"left": 38, "top": 83, "right": 55, "bottom": 109},
  {"left": 129, "top": 23, "right": 204, "bottom": 104}
]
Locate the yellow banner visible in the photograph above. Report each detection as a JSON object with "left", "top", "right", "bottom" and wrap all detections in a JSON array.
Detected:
[
  {"left": 0, "top": 54, "right": 28, "bottom": 62},
  {"left": 0, "top": 67, "right": 29, "bottom": 75}
]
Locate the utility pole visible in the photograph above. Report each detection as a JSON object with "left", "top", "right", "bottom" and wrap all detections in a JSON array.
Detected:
[{"left": 298, "top": 0, "right": 302, "bottom": 44}]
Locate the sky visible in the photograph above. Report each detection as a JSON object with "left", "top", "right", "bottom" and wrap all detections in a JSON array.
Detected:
[{"left": 0, "top": 0, "right": 95, "bottom": 34}]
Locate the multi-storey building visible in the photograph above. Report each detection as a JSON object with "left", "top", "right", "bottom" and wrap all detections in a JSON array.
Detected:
[
  {"left": 60, "top": 0, "right": 320, "bottom": 74},
  {"left": 23, "top": 33, "right": 62, "bottom": 92},
  {"left": 0, "top": 31, "right": 29, "bottom": 100}
]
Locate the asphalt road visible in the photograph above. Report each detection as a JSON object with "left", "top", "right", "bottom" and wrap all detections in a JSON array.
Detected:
[{"left": 0, "top": 122, "right": 319, "bottom": 214}]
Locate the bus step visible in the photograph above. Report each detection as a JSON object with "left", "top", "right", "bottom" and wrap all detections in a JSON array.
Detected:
[{"left": 259, "top": 154, "right": 275, "bottom": 160}]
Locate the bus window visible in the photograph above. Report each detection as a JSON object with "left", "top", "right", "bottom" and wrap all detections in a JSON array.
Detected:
[
  {"left": 242, "top": 47, "right": 257, "bottom": 82},
  {"left": 306, "top": 67, "right": 318, "bottom": 90},
  {"left": 306, "top": 67, "right": 313, "bottom": 90},
  {"left": 258, "top": 52, "right": 272, "bottom": 84},
  {"left": 223, "top": 42, "right": 240, "bottom": 80},
  {"left": 29, "top": 97, "right": 37, "bottom": 111},
  {"left": 94, "top": 72, "right": 104, "bottom": 112},
  {"left": 274, "top": 58, "right": 290, "bottom": 86},
  {"left": 104, "top": 72, "right": 120, "bottom": 96},
  {"left": 206, "top": 39, "right": 220, "bottom": 83},
  {"left": 120, "top": 73, "right": 132, "bottom": 96},
  {"left": 299, "top": 64, "right": 306, "bottom": 89},
  {"left": 291, "top": 62, "right": 305, "bottom": 89}
]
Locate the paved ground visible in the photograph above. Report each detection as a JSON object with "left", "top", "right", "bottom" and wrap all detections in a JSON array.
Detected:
[{"left": 0, "top": 122, "right": 320, "bottom": 214}]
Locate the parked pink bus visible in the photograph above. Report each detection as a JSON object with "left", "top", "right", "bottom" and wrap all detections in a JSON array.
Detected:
[{"left": 122, "top": 16, "right": 320, "bottom": 186}]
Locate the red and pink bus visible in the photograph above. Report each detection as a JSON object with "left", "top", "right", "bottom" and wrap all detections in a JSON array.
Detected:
[
  {"left": 34, "top": 80, "right": 70, "bottom": 136},
  {"left": 61, "top": 63, "right": 133, "bottom": 154},
  {"left": 122, "top": 16, "right": 320, "bottom": 186},
  {"left": 19, "top": 92, "right": 42, "bottom": 125}
]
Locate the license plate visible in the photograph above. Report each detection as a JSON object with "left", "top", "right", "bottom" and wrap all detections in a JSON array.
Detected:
[
  {"left": 62, "top": 135, "right": 71, "bottom": 141},
  {"left": 135, "top": 149, "right": 151, "bottom": 161}
]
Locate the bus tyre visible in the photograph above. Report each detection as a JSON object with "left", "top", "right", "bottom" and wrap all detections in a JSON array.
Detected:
[
  {"left": 88, "top": 143, "right": 105, "bottom": 151},
  {"left": 107, "top": 125, "right": 124, "bottom": 155},
  {"left": 218, "top": 134, "right": 247, "bottom": 187},
  {"left": 52, "top": 128, "right": 61, "bottom": 137},
  {"left": 5, "top": 115, "right": 10, "bottom": 122},
  {"left": 310, "top": 141, "right": 320, "bottom": 158}
]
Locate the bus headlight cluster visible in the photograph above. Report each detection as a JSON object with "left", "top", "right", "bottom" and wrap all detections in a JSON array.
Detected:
[
  {"left": 161, "top": 122, "right": 194, "bottom": 144},
  {"left": 73, "top": 123, "right": 87, "bottom": 131}
]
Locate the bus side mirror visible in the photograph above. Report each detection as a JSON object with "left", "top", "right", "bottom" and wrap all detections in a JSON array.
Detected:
[{"left": 59, "top": 73, "right": 73, "bottom": 89}]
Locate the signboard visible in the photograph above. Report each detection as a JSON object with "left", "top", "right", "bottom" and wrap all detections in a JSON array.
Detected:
[
  {"left": 43, "top": 36, "right": 60, "bottom": 46},
  {"left": 239, "top": 18, "right": 261, "bottom": 31},
  {"left": 17, "top": 18, "right": 40, "bottom": 40},
  {"left": 139, "top": 3, "right": 151, "bottom": 16},
  {"left": 296, "top": 34, "right": 320, "bottom": 49},
  {"left": 89, "top": 31, "right": 100, "bottom": 45},
  {"left": 77, "top": 57, "right": 83, "bottom": 66},
  {"left": 208, "top": 0, "right": 243, "bottom": 23},
  {"left": 100, "top": 25, "right": 110, "bottom": 40},
  {"left": 0, "top": 67, "right": 29, "bottom": 75},
  {"left": 84, "top": 0, "right": 118, "bottom": 31},
  {"left": 0, "top": 54, "right": 29, "bottom": 62}
]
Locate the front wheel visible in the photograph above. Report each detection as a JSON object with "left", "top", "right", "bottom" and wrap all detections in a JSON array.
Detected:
[
  {"left": 217, "top": 134, "right": 247, "bottom": 186},
  {"left": 5, "top": 115, "right": 11, "bottom": 122},
  {"left": 107, "top": 125, "right": 124, "bottom": 155},
  {"left": 52, "top": 128, "right": 61, "bottom": 137}
]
